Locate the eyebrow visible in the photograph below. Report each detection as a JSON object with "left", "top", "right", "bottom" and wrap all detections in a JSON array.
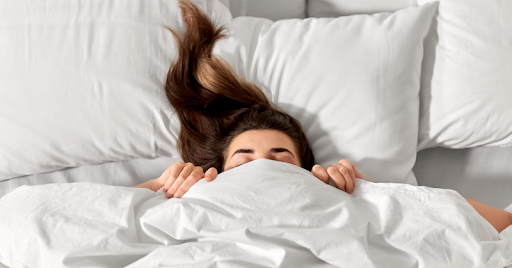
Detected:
[{"left": 231, "top": 148, "right": 295, "bottom": 158}]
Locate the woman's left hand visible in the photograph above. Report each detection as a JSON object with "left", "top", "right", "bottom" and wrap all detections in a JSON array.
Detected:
[{"left": 311, "top": 159, "right": 364, "bottom": 194}]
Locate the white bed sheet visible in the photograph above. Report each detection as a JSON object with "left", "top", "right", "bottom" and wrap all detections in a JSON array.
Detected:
[
  {"left": 0, "top": 157, "right": 180, "bottom": 199},
  {"left": 413, "top": 146, "right": 512, "bottom": 209},
  {"left": 1, "top": 159, "right": 510, "bottom": 267},
  {"left": 0, "top": 157, "right": 179, "bottom": 268},
  {"left": 1, "top": 149, "right": 512, "bottom": 267}
]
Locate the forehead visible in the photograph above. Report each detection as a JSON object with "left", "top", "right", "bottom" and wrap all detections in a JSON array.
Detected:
[{"left": 229, "top": 129, "right": 295, "bottom": 149}]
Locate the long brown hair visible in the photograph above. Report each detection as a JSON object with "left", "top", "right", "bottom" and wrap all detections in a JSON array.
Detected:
[{"left": 165, "top": 0, "right": 315, "bottom": 172}]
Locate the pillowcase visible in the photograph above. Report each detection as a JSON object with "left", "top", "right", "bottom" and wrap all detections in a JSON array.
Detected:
[
  {"left": 217, "top": 0, "right": 230, "bottom": 8},
  {"left": 417, "top": 0, "right": 512, "bottom": 149},
  {"left": 307, "top": 0, "right": 416, "bottom": 17},
  {"left": 215, "top": 2, "right": 438, "bottom": 184},
  {"left": 0, "top": 0, "right": 232, "bottom": 180},
  {"left": 230, "top": 0, "right": 306, "bottom": 20}
]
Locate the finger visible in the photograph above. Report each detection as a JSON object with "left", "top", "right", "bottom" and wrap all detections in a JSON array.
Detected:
[
  {"left": 338, "top": 159, "right": 352, "bottom": 167},
  {"left": 342, "top": 159, "right": 363, "bottom": 179},
  {"left": 162, "top": 162, "right": 185, "bottom": 193},
  {"left": 311, "top": 164, "right": 329, "bottom": 184},
  {"left": 338, "top": 160, "right": 358, "bottom": 191},
  {"left": 155, "top": 165, "right": 172, "bottom": 190},
  {"left": 166, "top": 162, "right": 195, "bottom": 198},
  {"left": 338, "top": 166, "right": 354, "bottom": 194},
  {"left": 205, "top": 167, "right": 218, "bottom": 182},
  {"left": 333, "top": 162, "right": 355, "bottom": 193},
  {"left": 337, "top": 160, "right": 356, "bottom": 182},
  {"left": 156, "top": 161, "right": 185, "bottom": 187},
  {"left": 326, "top": 167, "right": 346, "bottom": 192},
  {"left": 174, "top": 166, "right": 204, "bottom": 198}
]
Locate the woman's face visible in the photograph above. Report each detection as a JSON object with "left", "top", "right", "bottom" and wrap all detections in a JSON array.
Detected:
[{"left": 223, "top": 129, "right": 301, "bottom": 171}]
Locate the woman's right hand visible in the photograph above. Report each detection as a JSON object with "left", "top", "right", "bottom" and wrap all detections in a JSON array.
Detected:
[{"left": 154, "top": 161, "right": 218, "bottom": 199}]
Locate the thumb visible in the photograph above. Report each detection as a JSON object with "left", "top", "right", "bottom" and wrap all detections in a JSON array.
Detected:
[
  {"left": 205, "top": 167, "right": 218, "bottom": 182},
  {"left": 311, "top": 164, "right": 329, "bottom": 184}
]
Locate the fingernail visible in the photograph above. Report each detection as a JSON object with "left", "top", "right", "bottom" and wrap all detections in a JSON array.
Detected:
[
  {"left": 174, "top": 194, "right": 180, "bottom": 198},
  {"left": 165, "top": 193, "right": 171, "bottom": 198}
]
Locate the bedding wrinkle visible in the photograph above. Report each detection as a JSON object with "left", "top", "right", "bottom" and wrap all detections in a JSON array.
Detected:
[
  {"left": 360, "top": 222, "right": 416, "bottom": 268},
  {"left": 1, "top": 160, "right": 511, "bottom": 267},
  {"left": 139, "top": 197, "right": 238, "bottom": 240}
]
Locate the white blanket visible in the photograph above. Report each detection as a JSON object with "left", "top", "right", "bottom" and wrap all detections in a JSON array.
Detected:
[{"left": 0, "top": 159, "right": 511, "bottom": 267}]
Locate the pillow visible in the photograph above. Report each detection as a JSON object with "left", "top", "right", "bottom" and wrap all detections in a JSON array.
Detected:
[
  {"left": 0, "top": 0, "right": 232, "bottom": 180},
  {"left": 215, "top": 2, "right": 438, "bottom": 184},
  {"left": 230, "top": 0, "right": 306, "bottom": 20},
  {"left": 227, "top": 0, "right": 246, "bottom": 18},
  {"left": 217, "top": 0, "right": 230, "bottom": 8},
  {"left": 307, "top": 0, "right": 417, "bottom": 17},
  {"left": 417, "top": 0, "right": 512, "bottom": 149}
]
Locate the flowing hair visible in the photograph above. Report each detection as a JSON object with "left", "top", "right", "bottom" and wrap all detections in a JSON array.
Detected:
[{"left": 165, "top": 0, "right": 315, "bottom": 172}]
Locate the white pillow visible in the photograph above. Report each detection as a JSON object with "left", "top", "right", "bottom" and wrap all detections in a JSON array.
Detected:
[
  {"left": 417, "top": 0, "right": 512, "bottom": 149},
  {"left": 217, "top": 0, "right": 230, "bottom": 8},
  {"left": 231, "top": 0, "right": 306, "bottom": 20},
  {"left": 227, "top": 0, "right": 247, "bottom": 18},
  {"left": 0, "top": 0, "right": 232, "bottom": 180},
  {"left": 215, "top": 3, "right": 438, "bottom": 184},
  {"left": 307, "top": 0, "right": 417, "bottom": 17}
]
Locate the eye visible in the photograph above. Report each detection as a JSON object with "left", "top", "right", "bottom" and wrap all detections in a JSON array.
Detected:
[{"left": 235, "top": 160, "right": 252, "bottom": 167}]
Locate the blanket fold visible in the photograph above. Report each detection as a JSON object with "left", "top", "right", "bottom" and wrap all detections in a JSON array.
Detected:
[{"left": 0, "top": 159, "right": 511, "bottom": 267}]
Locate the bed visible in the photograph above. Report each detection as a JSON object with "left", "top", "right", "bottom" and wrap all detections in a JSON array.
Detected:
[{"left": 1, "top": 0, "right": 511, "bottom": 267}]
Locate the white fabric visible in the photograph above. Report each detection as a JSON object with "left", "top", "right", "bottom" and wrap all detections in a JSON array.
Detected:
[
  {"left": 217, "top": 0, "right": 230, "bottom": 9},
  {"left": 2, "top": 146, "right": 512, "bottom": 213},
  {"left": 0, "top": 0, "right": 232, "bottom": 180},
  {"left": 417, "top": 0, "right": 512, "bottom": 149},
  {"left": 505, "top": 203, "right": 512, "bottom": 214},
  {"left": 307, "top": 0, "right": 416, "bottom": 17},
  {"left": 413, "top": 146, "right": 512, "bottom": 209},
  {"left": 228, "top": 0, "right": 247, "bottom": 17},
  {"left": 0, "top": 159, "right": 511, "bottom": 267},
  {"left": 0, "top": 157, "right": 181, "bottom": 199},
  {"left": 3, "top": 146, "right": 511, "bottom": 215},
  {"left": 215, "top": 3, "right": 438, "bottom": 185},
  {"left": 243, "top": 0, "right": 307, "bottom": 20},
  {"left": 504, "top": 204, "right": 512, "bottom": 260}
]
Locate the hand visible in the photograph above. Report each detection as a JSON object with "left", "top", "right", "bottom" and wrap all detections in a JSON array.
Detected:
[
  {"left": 311, "top": 159, "right": 364, "bottom": 194},
  {"left": 154, "top": 161, "right": 218, "bottom": 199}
]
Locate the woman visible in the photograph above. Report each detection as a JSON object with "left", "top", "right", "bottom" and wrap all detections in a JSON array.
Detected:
[{"left": 136, "top": 0, "right": 512, "bottom": 233}]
